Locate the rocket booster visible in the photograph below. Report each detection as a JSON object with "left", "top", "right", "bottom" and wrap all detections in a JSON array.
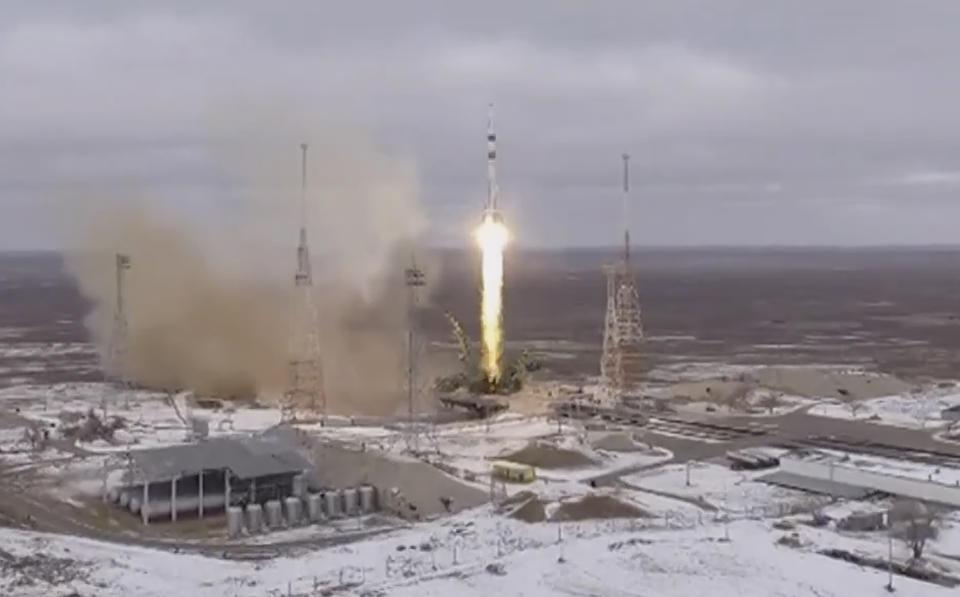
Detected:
[{"left": 484, "top": 103, "right": 502, "bottom": 222}]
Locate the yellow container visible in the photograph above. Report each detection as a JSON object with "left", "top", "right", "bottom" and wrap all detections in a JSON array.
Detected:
[{"left": 491, "top": 460, "right": 536, "bottom": 483}]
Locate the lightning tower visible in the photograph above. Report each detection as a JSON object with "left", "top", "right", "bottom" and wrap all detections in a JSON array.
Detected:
[
  {"left": 403, "top": 254, "right": 426, "bottom": 450},
  {"left": 599, "top": 154, "right": 644, "bottom": 404},
  {"left": 282, "top": 143, "right": 326, "bottom": 423},
  {"left": 106, "top": 253, "right": 132, "bottom": 413}
]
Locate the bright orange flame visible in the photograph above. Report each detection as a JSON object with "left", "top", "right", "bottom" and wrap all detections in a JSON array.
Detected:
[{"left": 474, "top": 214, "right": 508, "bottom": 383}]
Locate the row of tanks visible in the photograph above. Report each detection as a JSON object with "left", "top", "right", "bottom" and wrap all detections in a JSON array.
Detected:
[{"left": 226, "top": 485, "right": 379, "bottom": 538}]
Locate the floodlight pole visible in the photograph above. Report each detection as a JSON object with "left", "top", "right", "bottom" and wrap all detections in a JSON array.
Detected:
[{"left": 887, "top": 532, "right": 894, "bottom": 591}]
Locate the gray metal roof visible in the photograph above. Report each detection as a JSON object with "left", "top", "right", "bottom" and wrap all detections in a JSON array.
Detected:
[
  {"left": 758, "top": 470, "right": 876, "bottom": 500},
  {"left": 128, "top": 437, "right": 312, "bottom": 483}
]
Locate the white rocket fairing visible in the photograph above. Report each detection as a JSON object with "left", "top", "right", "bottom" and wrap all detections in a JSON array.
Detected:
[{"left": 484, "top": 103, "right": 503, "bottom": 222}]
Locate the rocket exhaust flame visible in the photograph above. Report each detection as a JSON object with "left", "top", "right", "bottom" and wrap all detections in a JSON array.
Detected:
[{"left": 475, "top": 212, "right": 508, "bottom": 383}]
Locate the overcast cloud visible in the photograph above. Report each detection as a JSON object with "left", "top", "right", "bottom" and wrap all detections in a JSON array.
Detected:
[{"left": 3, "top": 1, "right": 960, "bottom": 249}]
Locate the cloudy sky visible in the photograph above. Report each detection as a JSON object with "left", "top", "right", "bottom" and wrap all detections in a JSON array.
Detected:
[{"left": 3, "top": 1, "right": 960, "bottom": 249}]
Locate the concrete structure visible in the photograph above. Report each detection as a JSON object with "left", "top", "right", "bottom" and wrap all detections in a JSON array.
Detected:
[
  {"left": 778, "top": 455, "right": 960, "bottom": 507},
  {"left": 110, "top": 437, "right": 311, "bottom": 525}
]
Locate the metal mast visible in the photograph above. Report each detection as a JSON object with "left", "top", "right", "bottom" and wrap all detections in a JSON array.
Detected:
[
  {"left": 106, "top": 253, "right": 131, "bottom": 413},
  {"left": 404, "top": 255, "right": 426, "bottom": 450},
  {"left": 283, "top": 143, "right": 326, "bottom": 423},
  {"left": 598, "top": 154, "right": 645, "bottom": 404}
]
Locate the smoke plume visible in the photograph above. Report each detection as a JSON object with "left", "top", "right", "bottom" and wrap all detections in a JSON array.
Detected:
[{"left": 61, "top": 123, "right": 432, "bottom": 415}]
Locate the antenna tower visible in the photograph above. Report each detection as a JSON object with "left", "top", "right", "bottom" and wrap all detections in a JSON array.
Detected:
[
  {"left": 106, "top": 253, "right": 131, "bottom": 414},
  {"left": 403, "top": 255, "right": 426, "bottom": 451},
  {"left": 282, "top": 143, "right": 326, "bottom": 423},
  {"left": 598, "top": 154, "right": 644, "bottom": 404}
]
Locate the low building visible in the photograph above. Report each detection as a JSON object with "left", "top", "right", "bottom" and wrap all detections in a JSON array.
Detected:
[
  {"left": 837, "top": 510, "right": 887, "bottom": 532},
  {"left": 942, "top": 404, "right": 960, "bottom": 422},
  {"left": 109, "top": 437, "right": 312, "bottom": 525}
]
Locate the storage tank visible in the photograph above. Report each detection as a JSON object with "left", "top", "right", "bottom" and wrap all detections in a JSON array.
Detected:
[
  {"left": 284, "top": 496, "right": 302, "bottom": 526},
  {"left": 380, "top": 486, "right": 399, "bottom": 513},
  {"left": 323, "top": 491, "right": 340, "bottom": 518},
  {"left": 108, "top": 488, "right": 120, "bottom": 503},
  {"left": 292, "top": 474, "right": 307, "bottom": 499},
  {"left": 265, "top": 499, "right": 283, "bottom": 529},
  {"left": 359, "top": 485, "right": 376, "bottom": 513},
  {"left": 342, "top": 488, "right": 359, "bottom": 517},
  {"left": 118, "top": 492, "right": 130, "bottom": 508},
  {"left": 128, "top": 497, "right": 140, "bottom": 514},
  {"left": 226, "top": 506, "right": 244, "bottom": 538},
  {"left": 307, "top": 493, "right": 323, "bottom": 522},
  {"left": 246, "top": 503, "right": 263, "bottom": 534}
]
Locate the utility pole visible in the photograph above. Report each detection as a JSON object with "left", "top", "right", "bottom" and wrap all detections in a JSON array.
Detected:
[{"left": 887, "top": 532, "right": 894, "bottom": 591}]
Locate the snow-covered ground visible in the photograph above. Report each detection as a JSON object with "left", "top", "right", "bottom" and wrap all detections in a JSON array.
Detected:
[
  {"left": 808, "top": 391, "right": 960, "bottom": 430},
  {"left": 0, "top": 382, "right": 283, "bottom": 452},
  {"left": 624, "top": 462, "right": 830, "bottom": 518},
  {"left": 0, "top": 511, "right": 955, "bottom": 597}
]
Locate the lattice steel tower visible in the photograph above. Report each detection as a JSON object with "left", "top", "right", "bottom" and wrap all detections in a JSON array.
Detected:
[
  {"left": 403, "top": 254, "right": 426, "bottom": 450},
  {"left": 106, "top": 253, "right": 132, "bottom": 413},
  {"left": 282, "top": 143, "right": 326, "bottom": 423},
  {"left": 599, "top": 154, "right": 644, "bottom": 403}
]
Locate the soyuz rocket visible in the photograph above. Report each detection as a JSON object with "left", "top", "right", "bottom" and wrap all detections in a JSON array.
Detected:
[{"left": 483, "top": 103, "right": 503, "bottom": 223}]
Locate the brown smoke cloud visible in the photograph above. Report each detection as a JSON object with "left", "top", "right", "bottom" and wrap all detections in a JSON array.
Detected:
[{"left": 61, "top": 118, "right": 436, "bottom": 416}]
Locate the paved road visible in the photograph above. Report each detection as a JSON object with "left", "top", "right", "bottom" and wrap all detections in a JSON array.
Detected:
[{"left": 588, "top": 408, "right": 960, "bottom": 486}]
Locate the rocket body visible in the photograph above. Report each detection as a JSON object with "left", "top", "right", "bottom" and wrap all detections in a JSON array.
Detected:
[{"left": 483, "top": 105, "right": 503, "bottom": 222}]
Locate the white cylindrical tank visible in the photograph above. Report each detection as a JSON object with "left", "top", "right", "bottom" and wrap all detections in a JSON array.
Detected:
[
  {"left": 323, "top": 491, "right": 340, "bottom": 518},
  {"left": 307, "top": 493, "right": 323, "bottom": 522},
  {"left": 284, "top": 496, "right": 302, "bottom": 526},
  {"left": 380, "top": 486, "right": 399, "bottom": 513},
  {"left": 108, "top": 488, "right": 120, "bottom": 503},
  {"left": 342, "top": 488, "right": 358, "bottom": 517},
  {"left": 265, "top": 499, "right": 283, "bottom": 529},
  {"left": 246, "top": 503, "right": 263, "bottom": 534},
  {"left": 128, "top": 497, "right": 140, "bottom": 514},
  {"left": 118, "top": 492, "right": 131, "bottom": 508},
  {"left": 292, "top": 474, "right": 307, "bottom": 499},
  {"left": 227, "top": 506, "right": 244, "bottom": 538},
  {"left": 359, "top": 485, "right": 376, "bottom": 513}
]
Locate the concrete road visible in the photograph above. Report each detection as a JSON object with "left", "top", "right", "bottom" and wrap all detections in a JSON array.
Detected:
[{"left": 587, "top": 408, "right": 960, "bottom": 486}]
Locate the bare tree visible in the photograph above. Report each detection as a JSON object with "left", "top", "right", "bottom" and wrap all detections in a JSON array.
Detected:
[
  {"left": 889, "top": 499, "right": 940, "bottom": 561},
  {"left": 848, "top": 401, "right": 864, "bottom": 419},
  {"left": 759, "top": 392, "right": 782, "bottom": 415}
]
